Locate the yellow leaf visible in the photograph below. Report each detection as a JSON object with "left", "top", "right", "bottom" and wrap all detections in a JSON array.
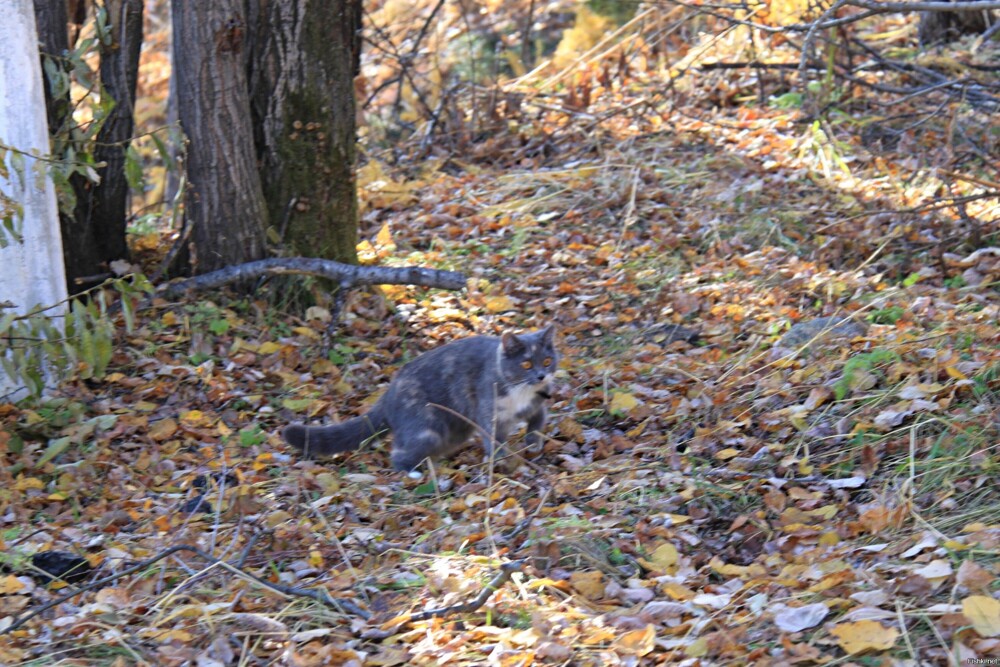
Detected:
[
  {"left": 14, "top": 476, "right": 45, "bottom": 491},
  {"left": 380, "top": 612, "right": 414, "bottom": 630},
  {"left": 47, "top": 492, "right": 68, "bottom": 501},
  {"left": 942, "top": 539, "right": 971, "bottom": 551},
  {"left": 308, "top": 549, "right": 325, "bottom": 569},
  {"left": 609, "top": 391, "right": 639, "bottom": 415},
  {"left": 660, "top": 581, "right": 696, "bottom": 600},
  {"left": 375, "top": 222, "right": 396, "bottom": 256},
  {"left": 0, "top": 575, "right": 25, "bottom": 594},
  {"left": 161, "top": 311, "right": 177, "bottom": 326},
  {"left": 647, "top": 542, "right": 679, "bottom": 572},
  {"left": 146, "top": 628, "right": 193, "bottom": 643},
  {"left": 356, "top": 239, "right": 377, "bottom": 265},
  {"left": 484, "top": 295, "right": 515, "bottom": 313},
  {"left": 149, "top": 418, "right": 177, "bottom": 441},
  {"left": 710, "top": 557, "right": 750, "bottom": 577},
  {"left": 258, "top": 341, "right": 282, "bottom": 355},
  {"left": 830, "top": 620, "right": 899, "bottom": 653},
  {"left": 315, "top": 472, "right": 341, "bottom": 495},
  {"left": 523, "top": 578, "right": 571, "bottom": 591},
  {"left": 945, "top": 365, "right": 968, "bottom": 380},
  {"left": 819, "top": 531, "right": 840, "bottom": 547},
  {"left": 684, "top": 636, "right": 708, "bottom": 657},
  {"left": 570, "top": 571, "right": 605, "bottom": 601},
  {"left": 265, "top": 510, "right": 293, "bottom": 528},
  {"left": 805, "top": 504, "right": 838, "bottom": 520},
  {"left": 181, "top": 410, "right": 208, "bottom": 426},
  {"left": 615, "top": 624, "right": 656, "bottom": 656},
  {"left": 963, "top": 595, "right": 1000, "bottom": 637},
  {"left": 292, "top": 326, "right": 320, "bottom": 340},
  {"left": 714, "top": 448, "right": 740, "bottom": 460}
]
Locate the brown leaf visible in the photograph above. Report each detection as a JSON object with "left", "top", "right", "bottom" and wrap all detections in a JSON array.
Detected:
[
  {"left": 569, "top": 571, "right": 605, "bottom": 601},
  {"left": 956, "top": 560, "right": 994, "bottom": 593}
]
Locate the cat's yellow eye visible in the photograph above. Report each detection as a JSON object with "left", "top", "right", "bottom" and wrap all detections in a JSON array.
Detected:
[
  {"left": 521, "top": 360, "right": 533, "bottom": 370},
  {"left": 542, "top": 357, "right": 553, "bottom": 367}
]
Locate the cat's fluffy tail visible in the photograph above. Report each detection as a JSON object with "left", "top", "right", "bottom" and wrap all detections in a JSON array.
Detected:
[{"left": 282, "top": 405, "right": 387, "bottom": 458}]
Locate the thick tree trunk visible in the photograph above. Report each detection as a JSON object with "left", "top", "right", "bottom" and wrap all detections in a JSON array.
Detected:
[
  {"left": 32, "top": 0, "right": 95, "bottom": 293},
  {"left": 33, "top": 0, "right": 143, "bottom": 293},
  {"left": 1, "top": 0, "right": 69, "bottom": 398},
  {"left": 172, "top": 0, "right": 268, "bottom": 274},
  {"left": 248, "top": 0, "right": 361, "bottom": 265}
]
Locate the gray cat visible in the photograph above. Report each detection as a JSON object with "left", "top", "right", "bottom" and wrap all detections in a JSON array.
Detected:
[{"left": 282, "top": 325, "right": 558, "bottom": 471}]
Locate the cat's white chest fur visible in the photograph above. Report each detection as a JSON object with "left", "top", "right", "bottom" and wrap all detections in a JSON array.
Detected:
[{"left": 495, "top": 382, "right": 542, "bottom": 423}]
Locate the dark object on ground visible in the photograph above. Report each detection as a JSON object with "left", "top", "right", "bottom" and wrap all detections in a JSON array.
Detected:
[{"left": 31, "top": 551, "right": 93, "bottom": 584}]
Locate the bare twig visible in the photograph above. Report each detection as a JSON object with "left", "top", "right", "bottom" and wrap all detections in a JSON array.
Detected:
[
  {"left": 3, "top": 543, "right": 370, "bottom": 634},
  {"left": 404, "top": 559, "right": 526, "bottom": 622}
]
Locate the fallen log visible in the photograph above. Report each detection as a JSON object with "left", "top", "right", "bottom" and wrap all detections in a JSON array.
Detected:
[{"left": 157, "top": 257, "right": 467, "bottom": 297}]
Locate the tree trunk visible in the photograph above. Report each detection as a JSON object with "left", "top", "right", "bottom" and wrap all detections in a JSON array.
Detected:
[
  {"left": 88, "top": 0, "right": 143, "bottom": 269},
  {"left": 918, "top": 2, "right": 996, "bottom": 44},
  {"left": 1, "top": 0, "right": 69, "bottom": 398},
  {"left": 32, "top": 0, "right": 96, "bottom": 293},
  {"left": 33, "top": 0, "right": 144, "bottom": 293},
  {"left": 247, "top": 0, "right": 361, "bottom": 265},
  {"left": 172, "top": 0, "right": 268, "bottom": 274},
  {"left": 32, "top": 0, "right": 70, "bottom": 136}
]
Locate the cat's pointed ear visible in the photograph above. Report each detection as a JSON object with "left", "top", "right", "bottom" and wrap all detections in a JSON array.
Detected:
[
  {"left": 539, "top": 324, "right": 556, "bottom": 344},
  {"left": 501, "top": 331, "right": 525, "bottom": 355}
]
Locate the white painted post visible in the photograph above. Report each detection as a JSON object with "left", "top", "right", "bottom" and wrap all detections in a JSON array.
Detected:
[{"left": 0, "top": 0, "right": 69, "bottom": 399}]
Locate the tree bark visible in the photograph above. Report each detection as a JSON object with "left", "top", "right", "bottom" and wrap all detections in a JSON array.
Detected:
[
  {"left": 31, "top": 0, "right": 70, "bottom": 136},
  {"left": 88, "top": 0, "right": 143, "bottom": 269},
  {"left": 1, "top": 0, "right": 69, "bottom": 398},
  {"left": 33, "top": 0, "right": 144, "bottom": 293},
  {"left": 248, "top": 0, "right": 362, "bottom": 265},
  {"left": 917, "top": 1, "right": 996, "bottom": 43},
  {"left": 158, "top": 257, "right": 467, "bottom": 297},
  {"left": 172, "top": 0, "right": 268, "bottom": 274}
]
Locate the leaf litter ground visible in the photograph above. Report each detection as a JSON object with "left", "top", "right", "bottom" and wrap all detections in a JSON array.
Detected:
[{"left": 3, "top": 45, "right": 1000, "bottom": 667}]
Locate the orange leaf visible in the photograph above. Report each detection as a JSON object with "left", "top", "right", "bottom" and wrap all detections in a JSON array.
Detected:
[{"left": 615, "top": 624, "right": 656, "bottom": 656}]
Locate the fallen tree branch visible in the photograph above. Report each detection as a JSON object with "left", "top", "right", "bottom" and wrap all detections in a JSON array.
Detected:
[
  {"left": 2, "top": 543, "right": 369, "bottom": 634},
  {"left": 403, "top": 560, "right": 526, "bottom": 623},
  {"left": 157, "top": 257, "right": 467, "bottom": 297},
  {"left": 845, "top": 0, "right": 1000, "bottom": 11}
]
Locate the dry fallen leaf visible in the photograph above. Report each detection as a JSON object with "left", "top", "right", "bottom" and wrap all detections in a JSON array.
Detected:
[
  {"left": 830, "top": 619, "right": 899, "bottom": 654},
  {"left": 569, "top": 571, "right": 606, "bottom": 601},
  {"left": 956, "top": 560, "right": 994, "bottom": 593},
  {"left": 963, "top": 595, "right": 1000, "bottom": 637},
  {"left": 637, "top": 542, "right": 679, "bottom": 574},
  {"left": 609, "top": 390, "right": 640, "bottom": 415},
  {"left": 615, "top": 624, "right": 656, "bottom": 656},
  {"left": 774, "top": 602, "right": 829, "bottom": 633}
]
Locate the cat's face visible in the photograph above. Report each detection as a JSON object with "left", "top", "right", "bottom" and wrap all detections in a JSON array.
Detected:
[{"left": 499, "top": 325, "right": 558, "bottom": 387}]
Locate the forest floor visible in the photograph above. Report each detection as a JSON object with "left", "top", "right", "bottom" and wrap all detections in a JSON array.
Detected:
[{"left": 2, "top": 7, "right": 1000, "bottom": 667}]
